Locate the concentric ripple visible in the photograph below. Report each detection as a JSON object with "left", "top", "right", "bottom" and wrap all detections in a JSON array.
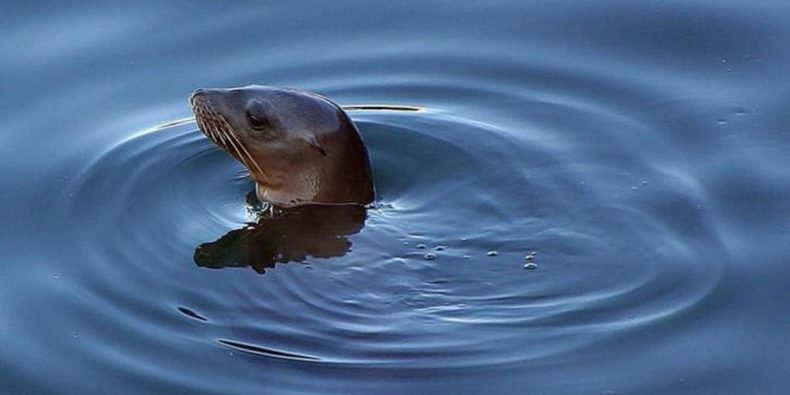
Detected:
[{"left": 58, "top": 89, "right": 724, "bottom": 370}]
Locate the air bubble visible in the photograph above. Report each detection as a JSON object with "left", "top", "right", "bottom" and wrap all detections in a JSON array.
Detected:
[{"left": 525, "top": 251, "right": 537, "bottom": 260}]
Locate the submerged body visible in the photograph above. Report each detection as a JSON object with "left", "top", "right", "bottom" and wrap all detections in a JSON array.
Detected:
[{"left": 190, "top": 85, "right": 374, "bottom": 207}]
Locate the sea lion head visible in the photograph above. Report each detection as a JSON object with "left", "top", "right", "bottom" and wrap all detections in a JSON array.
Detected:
[{"left": 190, "top": 85, "right": 374, "bottom": 207}]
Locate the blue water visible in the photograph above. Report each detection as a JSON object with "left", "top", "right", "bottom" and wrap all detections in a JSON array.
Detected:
[{"left": 2, "top": 1, "right": 790, "bottom": 394}]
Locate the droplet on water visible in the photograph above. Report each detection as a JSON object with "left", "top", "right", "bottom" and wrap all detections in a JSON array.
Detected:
[
  {"left": 487, "top": 251, "right": 498, "bottom": 257},
  {"left": 435, "top": 246, "right": 445, "bottom": 251},
  {"left": 416, "top": 244, "right": 427, "bottom": 249},
  {"left": 524, "top": 262, "right": 538, "bottom": 270},
  {"left": 424, "top": 253, "right": 437, "bottom": 260}
]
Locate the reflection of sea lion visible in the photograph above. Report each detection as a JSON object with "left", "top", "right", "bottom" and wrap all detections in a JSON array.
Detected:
[
  {"left": 194, "top": 203, "right": 367, "bottom": 273},
  {"left": 190, "top": 85, "right": 374, "bottom": 207}
]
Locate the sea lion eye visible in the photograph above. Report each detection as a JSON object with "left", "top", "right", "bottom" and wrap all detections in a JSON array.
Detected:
[{"left": 246, "top": 101, "right": 270, "bottom": 130}]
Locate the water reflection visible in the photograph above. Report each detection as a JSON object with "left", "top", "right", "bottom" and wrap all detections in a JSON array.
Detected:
[{"left": 194, "top": 195, "right": 367, "bottom": 273}]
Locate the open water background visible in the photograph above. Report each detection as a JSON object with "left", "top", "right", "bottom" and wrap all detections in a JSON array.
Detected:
[{"left": 1, "top": 1, "right": 789, "bottom": 393}]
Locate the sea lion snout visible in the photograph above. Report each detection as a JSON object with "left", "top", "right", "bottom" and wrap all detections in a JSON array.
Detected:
[
  {"left": 189, "top": 88, "right": 206, "bottom": 105},
  {"left": 190, "top": 88, "right": 223, "bottom": 106}
]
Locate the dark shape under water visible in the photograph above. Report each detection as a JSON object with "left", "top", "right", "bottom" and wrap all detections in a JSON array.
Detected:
[
  {"left": 217, "top": 339, "right": 320, "bottom": 361},
  {"left": 177, "top": 306, "right": 208, "bottom": 322},
  {"left": 194, "top": 201, "right": 367, "bottom": 273}
]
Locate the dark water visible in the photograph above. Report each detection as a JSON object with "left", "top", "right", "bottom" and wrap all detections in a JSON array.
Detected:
[{"left": 2, "top": 1, "right": 790, "bottom": 394}]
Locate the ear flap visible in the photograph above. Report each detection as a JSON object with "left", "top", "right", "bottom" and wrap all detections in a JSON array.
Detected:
[{"left": 302, "top": 134, "right": 327, "bottom": 156}]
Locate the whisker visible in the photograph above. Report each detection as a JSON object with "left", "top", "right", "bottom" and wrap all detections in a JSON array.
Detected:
[
  {"left": 195, "top": 117, "right": 206, "bottom": 136},
  {"left": 209, "top": 119, "right": 253, "bottom": 168},
  {"left": 202, "top": 118, "right": 216, "bottom": 141},
  {"left": 192, "top": 103, "right": 271, "bottom": 186},
  {"left": 222, "top": 129, "right": 255, "bottom": 172},
  {"left": 209, "top": 121, "right": 221, "bottom": 142},
  {"left": 221, "top": 118, "right": 270, "bottom": 185},
  {"left": 216, "top": 127, "right": 229, "bottom": 146}
]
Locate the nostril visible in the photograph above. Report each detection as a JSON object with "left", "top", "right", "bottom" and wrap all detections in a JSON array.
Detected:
[{"left": 190, "top": 89, "right": 206, "bottom": 104}]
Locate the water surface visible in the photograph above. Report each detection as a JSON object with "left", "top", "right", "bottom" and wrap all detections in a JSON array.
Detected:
[{"left": 2, "top": 1, "right": 790, "bottom": 394}]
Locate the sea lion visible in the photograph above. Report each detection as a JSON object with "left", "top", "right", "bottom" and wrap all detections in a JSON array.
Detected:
[{"left": 190, "top": 85, "right": 374, "bottom": 207}]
